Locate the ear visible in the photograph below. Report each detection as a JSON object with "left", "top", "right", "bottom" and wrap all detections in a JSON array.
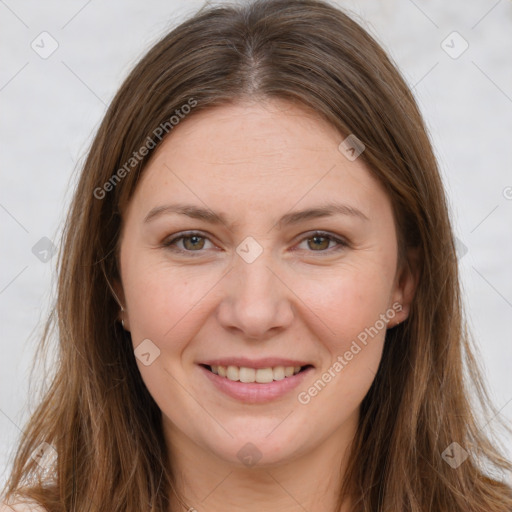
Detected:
[
  {"left": 389, "top": 247, "right": 420, "bottom": 326},
  {"left": 113, "top": 277, "right": 130, "bottom": 331}
]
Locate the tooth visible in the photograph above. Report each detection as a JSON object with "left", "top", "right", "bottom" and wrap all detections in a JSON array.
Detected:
[
  {"left": 212, "top": 364, "right": 307, "bottom": 381},
  {"left": 272, "top": 366, "right": 285, "bottom": 380},
  {"left": 227, "top": 365, "right": 240, "bottom": 381},
  {"left": 239, "top": 367, "right": 256, "bottom": 383},
  {"left": 284, "top": 366, "right": 295, "bottom": 377},
  {"left": 255, "top": 368, "right": 274, "bottom": 383}
]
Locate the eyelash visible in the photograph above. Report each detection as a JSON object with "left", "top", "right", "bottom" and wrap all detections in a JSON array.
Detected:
[{"left": 161, "top": 230, "right": 348, "bottom": 256}]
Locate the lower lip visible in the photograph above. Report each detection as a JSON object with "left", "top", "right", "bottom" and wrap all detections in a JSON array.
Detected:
[{"left": 199, "top": 365, "right": 313, "bottom": 404}]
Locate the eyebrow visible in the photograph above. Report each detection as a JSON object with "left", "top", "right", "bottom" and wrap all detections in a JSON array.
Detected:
[{"left": 143, "top": 201, "right": 369, "bottom": 228}]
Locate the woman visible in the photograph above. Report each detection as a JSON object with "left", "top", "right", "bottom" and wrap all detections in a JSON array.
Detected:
[{"left": 2, "top": 0, "right": 511, "bottom": 511}]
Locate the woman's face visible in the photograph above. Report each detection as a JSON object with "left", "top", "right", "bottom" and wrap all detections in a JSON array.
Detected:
[{"left": 116, "top": 99, "right": 415, "bottom": 468}]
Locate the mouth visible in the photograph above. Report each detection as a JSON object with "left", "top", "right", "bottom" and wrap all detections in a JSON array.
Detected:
[
  {"left": 198, "top": 361, "right": 314, "bottom": 403},
  {"left": 200, "top": 364, "right": 314, "bottom": 383}
]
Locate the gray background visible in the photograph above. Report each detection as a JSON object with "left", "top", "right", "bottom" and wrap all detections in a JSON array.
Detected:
[{"left": 1, "top": 0, "right": 511, "bottom": 486}]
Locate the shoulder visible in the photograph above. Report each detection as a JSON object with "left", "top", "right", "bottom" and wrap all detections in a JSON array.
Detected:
[{"left": 0, "top": 501, "right": 48, "bottom": 512}]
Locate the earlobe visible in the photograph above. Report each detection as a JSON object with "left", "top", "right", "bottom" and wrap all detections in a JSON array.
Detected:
[{"left": 391, "top": 247, "right": 421, "bottom": 325}]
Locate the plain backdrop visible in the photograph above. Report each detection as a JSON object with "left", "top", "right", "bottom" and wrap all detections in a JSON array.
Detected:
[{"left": 1, "top": 0, "right": 511, "bottom": 486}]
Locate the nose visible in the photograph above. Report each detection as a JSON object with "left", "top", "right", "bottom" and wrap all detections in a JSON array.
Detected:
[{"left": 216, "top": 248, "right": 295, "bottom": 340}]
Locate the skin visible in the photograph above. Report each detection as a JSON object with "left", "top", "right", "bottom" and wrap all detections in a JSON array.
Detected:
[{"left": 115, "top": 98, "right": 417, "bottom": 512}]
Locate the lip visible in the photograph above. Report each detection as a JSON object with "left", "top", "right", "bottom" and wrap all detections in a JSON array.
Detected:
[
  {"left": 200, "top": 357, "right": 313, "bottom": 369},
  {"left": 199, "top": 364, "right": 314, "bottom": 404}
]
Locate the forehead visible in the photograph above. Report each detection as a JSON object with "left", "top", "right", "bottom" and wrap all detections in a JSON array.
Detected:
[
  {"left": 126, "top": 98, "right": 391, "bottom": 224},
  {"left": 147, "top": 99, "right": 346, "bottom": 173}
]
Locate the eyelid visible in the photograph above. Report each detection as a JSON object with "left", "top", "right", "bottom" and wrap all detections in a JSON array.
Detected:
[
  {"left": 162, "top": 230, "right": 349, "bottom": 255},
  {"left": 293, "top": 230, "right": 349, "bottom": 252},
  {"left": 162, "top": 230, "right": 217, "bottom": 256}
]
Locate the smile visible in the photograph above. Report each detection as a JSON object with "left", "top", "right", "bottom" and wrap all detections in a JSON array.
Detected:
[
  {"left": 205, "top": 364, "right": 310, "bottom": 383},
  {"left": 199, "top": 363, "right": 314, "bottom": 403}
]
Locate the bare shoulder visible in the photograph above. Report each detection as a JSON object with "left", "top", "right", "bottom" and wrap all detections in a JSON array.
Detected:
[{"left": 0, "top": 501, "right": 48, "bottom": 512}]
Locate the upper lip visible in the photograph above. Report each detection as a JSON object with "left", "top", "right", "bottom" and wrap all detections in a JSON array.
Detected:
[{"left": 200, "top": 357, "right": 313, "bottom": 369}]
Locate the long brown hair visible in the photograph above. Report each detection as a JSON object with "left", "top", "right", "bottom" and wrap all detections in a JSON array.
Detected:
[{"left": 2, "top": 1, "right": 512, "bottom": 510}]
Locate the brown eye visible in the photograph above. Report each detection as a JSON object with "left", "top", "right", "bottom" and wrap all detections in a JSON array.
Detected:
[
  {"left": 296, "top": 231, "right": 348, "bottom": 253},
  {"left": 163, "top": 232, "right": 214, "bottom": 255},
  {"left": 182, "top": 235, "right": 206, "bottom": 250},
  {"left": 307, "top": 235, "right": 331, "bottom": 251}
]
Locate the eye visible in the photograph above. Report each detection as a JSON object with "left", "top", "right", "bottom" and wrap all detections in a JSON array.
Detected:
[
  {"left": 162, "top": 231, "right": 215, "bottom": 255},
  {"left": 162, "top": 230, "right": 348, "bottom": 256},
  {"left": 295, "top": 231, "right": 348, "bottom": 253}
]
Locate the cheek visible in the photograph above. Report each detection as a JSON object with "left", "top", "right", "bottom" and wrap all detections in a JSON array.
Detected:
[
  {"left": 122, "top": 255, "right": 224, "bottom": 347},
  {"left": 294, "top": 269, "right": 392, "bottom": 414},
  {"left": 293, "top": 261, "right": 395, "bottom": 349}
]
